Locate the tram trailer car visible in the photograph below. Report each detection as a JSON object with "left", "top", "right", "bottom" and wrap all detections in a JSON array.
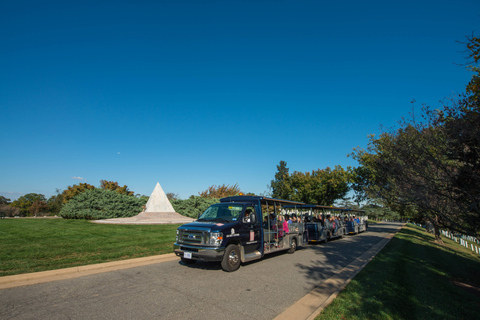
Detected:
[
  {"left": 288, "top": 204, "right": 346, "bottom": 243},
  {"left": 345, "top": 209, "right": 368, "bottom": 235},
  {"left": 173, "top": 196, "right": 306, "bottom": 272}
]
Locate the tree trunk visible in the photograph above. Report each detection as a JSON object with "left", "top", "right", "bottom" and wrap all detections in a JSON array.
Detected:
[{"left": 432, "top": 215, "right": 444, "bottom": 245}]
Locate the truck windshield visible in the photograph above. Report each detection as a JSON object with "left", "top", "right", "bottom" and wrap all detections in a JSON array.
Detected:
[{"left": 198, "top": 204, "right": 244, "bottom": 223}]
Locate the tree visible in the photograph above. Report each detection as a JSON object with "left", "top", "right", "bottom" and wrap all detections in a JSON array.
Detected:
[
  {"left": 0, "top": 196, "right": 11, "bottom": 205},
  {"left": 100, "top": 180, "right": 134, "bottom": 196},
  {"left": 350, "top": 35, "right": 480, "bottom": 241},
  {"left": 199, "top": 183, "right": 241, "bottom": 198},
  {"left": 29, "top": 200, "right": 49, "bottom": 216},
  {"left": 47, "top": 189, "right": 64, "bottom": 215},
  {"left": 62, "top": 183, "right": 96, "bottom": 204},
  {"left": 0, "top": 204, "right": 20, "bottom": 217},
  {"left": 11, "top": 193, "right": 47, "bottom": 216},
  {"left": 290, "top": 166, "right": 351, "bottom": 206},
  {"left": 166, "top": 192, "right": 180, "bottom": 200},
  {"left": 270, "top": 161, "right": 293, "bottom": 200}
]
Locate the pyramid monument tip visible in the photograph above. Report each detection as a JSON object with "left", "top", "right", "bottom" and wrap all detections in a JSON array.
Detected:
[{"left": 145, "top": 182, "right": 175, "bottom": 213}]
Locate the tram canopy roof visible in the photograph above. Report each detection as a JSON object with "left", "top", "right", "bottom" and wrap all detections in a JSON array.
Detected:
[
  {"left": 284, "top": 204, "right": 348, "bottom": 211},
  {"left": 220, "top": 196, "right": 305, "bottom": 206}
]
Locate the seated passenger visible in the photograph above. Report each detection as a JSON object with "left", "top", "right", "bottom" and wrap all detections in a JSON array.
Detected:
[
  {"left": 291, "top": 214, "right": 297, "bottom": 223},
  {"left": 285, "top": 214, "right": 292, "bottom": 224},
  {"left": 283, "top": 215, "right": 289, "bottom": 233},
  {"left": 263, "top": 216, "right": 269, "bottom": 228},
  {"left": 274, "top": 215, "right": 289, "bottom": 237},
  {"left": 269, "top": 213, "right": 276, "bottom": 226}
]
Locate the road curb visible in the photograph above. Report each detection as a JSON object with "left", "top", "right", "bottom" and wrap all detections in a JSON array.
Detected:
[
  {"left": 0, "top": 253, "right": 178, "bottom": 290},
  {"left": 274, "top": 224, "right": 402, "bottom": 320}
]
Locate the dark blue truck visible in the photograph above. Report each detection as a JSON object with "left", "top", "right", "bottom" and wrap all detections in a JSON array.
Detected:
[{"left": 173, "top": 196, "right": 305, "bottom": 272}]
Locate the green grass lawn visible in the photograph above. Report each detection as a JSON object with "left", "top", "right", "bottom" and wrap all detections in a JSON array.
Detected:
[
  {"left": 0, "top": 218, "right": 180, "bottom": 276},
  {"left": 316, "top": 223, "right": 480, "bottom": 320}
]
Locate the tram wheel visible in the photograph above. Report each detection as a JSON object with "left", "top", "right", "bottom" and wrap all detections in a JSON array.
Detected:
[
  {"left": 221, "top": 244, "right": 241, "bottom": 272},
  {"left": 288, "top": 238, "right": 297, "bottom": 254}
]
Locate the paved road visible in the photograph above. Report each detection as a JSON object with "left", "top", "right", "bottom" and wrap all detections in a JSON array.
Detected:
[{"left": 0, "top": 222, "right": 402, "bottom": 320}]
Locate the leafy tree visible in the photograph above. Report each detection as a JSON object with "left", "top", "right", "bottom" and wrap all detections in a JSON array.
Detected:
[
  {"left": 47, "top": 189, "right": 64, "bottom": 215},
  {"left": 350, "top": 35, "right": 480, "bottom": 241},
  {"left": 135, "top": 194, "right": 150, "bottom": 202},
  {"left": 29, "top": 200, "right": 49, "bottom": 216},
  {"left": 290, "top": 166, "right": 351, "bottom": 206},
  {"left": 0, "top": 196, "right": 11, "bottom": 205},
  {"left": 11, "top": 193, "right": 47, "bottom": 216},
  {"left": 60, "top": 189, "right": 147, "bottom": 220},
  {"left": 62, "top": 183, "right": 95, "bottom": 204},
  {"left": 0, "top": 204, "right": 20, "bottom": 217},
  {"left": 100, "top": 180, "right": 134, "bottom": 196},
  {"left": 270, "top": 161, "right": 293, "bottom": 200},
  {"left": 199, "top": 183, "right": 241, "bottom": 198},
  {"left": 166, "top": 192, "right": 180, "bottom": 200},
  {"left": 171, "top": 196, "right": 220, "bottom": 218}
]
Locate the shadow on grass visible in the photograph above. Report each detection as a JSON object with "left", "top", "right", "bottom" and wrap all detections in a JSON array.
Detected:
[{"left": 314, "top": 224, "right": 480, "bottom": 320}]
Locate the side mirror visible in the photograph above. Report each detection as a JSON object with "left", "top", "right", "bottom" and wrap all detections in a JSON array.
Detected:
[{"left": 243, "top": 212, "right": 257, "bottom": 224}]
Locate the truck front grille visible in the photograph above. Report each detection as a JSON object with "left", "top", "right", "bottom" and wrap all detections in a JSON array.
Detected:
[{"left": 180, "top": 230, "right": 205, "bottom": 245}]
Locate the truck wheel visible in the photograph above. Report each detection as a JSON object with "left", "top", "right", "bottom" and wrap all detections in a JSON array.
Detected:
[
  {"left": 221, "top": 244, "right": 241, "bottom": 272},
  {"left": 288, "top": 238, "right": 297, "bottom": 254},
  {"left": 181, "top": 257, "right": 196, "bottom": 265}
]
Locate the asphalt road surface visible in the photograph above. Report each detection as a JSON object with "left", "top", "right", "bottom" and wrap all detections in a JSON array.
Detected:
[{"left": 0, "top": 222, "right": 402, "bottom": 320}]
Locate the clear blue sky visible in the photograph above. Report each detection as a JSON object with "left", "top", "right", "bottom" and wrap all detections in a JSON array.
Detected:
[{"left": 1, "top": 0, "right": 479, "bottom": 201}]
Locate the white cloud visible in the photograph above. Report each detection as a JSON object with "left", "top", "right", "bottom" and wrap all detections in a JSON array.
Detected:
[{"left": 71, "top": 176, "right": 84, "bottom": 180}]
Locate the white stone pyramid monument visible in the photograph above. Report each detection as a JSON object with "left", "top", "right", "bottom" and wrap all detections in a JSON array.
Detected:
[
  {"left": 145, "top": 182, "right": 175, "bottom": 212},
  {"left": 93, "top": 182, "right": 194, "bottom": 225}
]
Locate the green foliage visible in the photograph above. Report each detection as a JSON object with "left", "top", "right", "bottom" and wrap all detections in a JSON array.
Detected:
[
  {"left": 290, "top": 165, "right": 351, "bottom": 206},
  {"left": 270, "top": 160, "right": 294, "bottom": 200},
  {"left": 47, "top": 190, "right": 64, "bottom": 215},
  {"left": 171, "top": 196, "right": 220, "bottom": 218},
  {"left": 361, "top": 203, "right": 401, "bottom": 221},
  {"left": 10, "top": 193, "right": 47, "bottom": 216},
  {"left": 0, "top": 196, "right": 11, "bottom": 205},
  {"left": 270, "top": 161, "right": 351, "bottom": 205},
  {"left": 60, "top": 189, "right": 147, "bottom": 220},
  {"left": 349, "top": 35, "right": 480, "bottom": 240}
]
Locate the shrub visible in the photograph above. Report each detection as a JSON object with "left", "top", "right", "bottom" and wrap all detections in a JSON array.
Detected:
[
  {"left": 171, "top": 196, "right": 220, "bottom": 218},
  {"left": 60, "top": 189, "right": 147, "bottom": 220}
]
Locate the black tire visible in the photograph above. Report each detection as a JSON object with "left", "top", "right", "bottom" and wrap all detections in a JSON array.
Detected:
[
  {"left": 181, "top": 257, "right": 196, "bottom": 265},
  {"left": 221, "top": 244, "right": 241, "bottom": 272},
  {"left": 288, "top": 238, "right": 297, "bottom": 254}
]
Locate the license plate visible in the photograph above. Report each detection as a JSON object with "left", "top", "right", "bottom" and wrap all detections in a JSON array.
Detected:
[{"left": 184, "top": 252, "right": 192, "bottom": 259}]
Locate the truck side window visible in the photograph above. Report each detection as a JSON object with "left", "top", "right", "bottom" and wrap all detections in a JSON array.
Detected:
[{"left": 243, "top": 206, "right": 255, "bottom": 223}]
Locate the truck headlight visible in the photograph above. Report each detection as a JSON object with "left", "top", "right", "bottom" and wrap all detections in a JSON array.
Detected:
[{"left": 208, "top": 232, "right": 223, "bottom": 246}]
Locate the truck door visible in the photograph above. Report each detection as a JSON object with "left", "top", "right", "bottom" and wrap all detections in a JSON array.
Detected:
[{"left": 241, "top": 205, "right": 262, "bottom": 254}]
